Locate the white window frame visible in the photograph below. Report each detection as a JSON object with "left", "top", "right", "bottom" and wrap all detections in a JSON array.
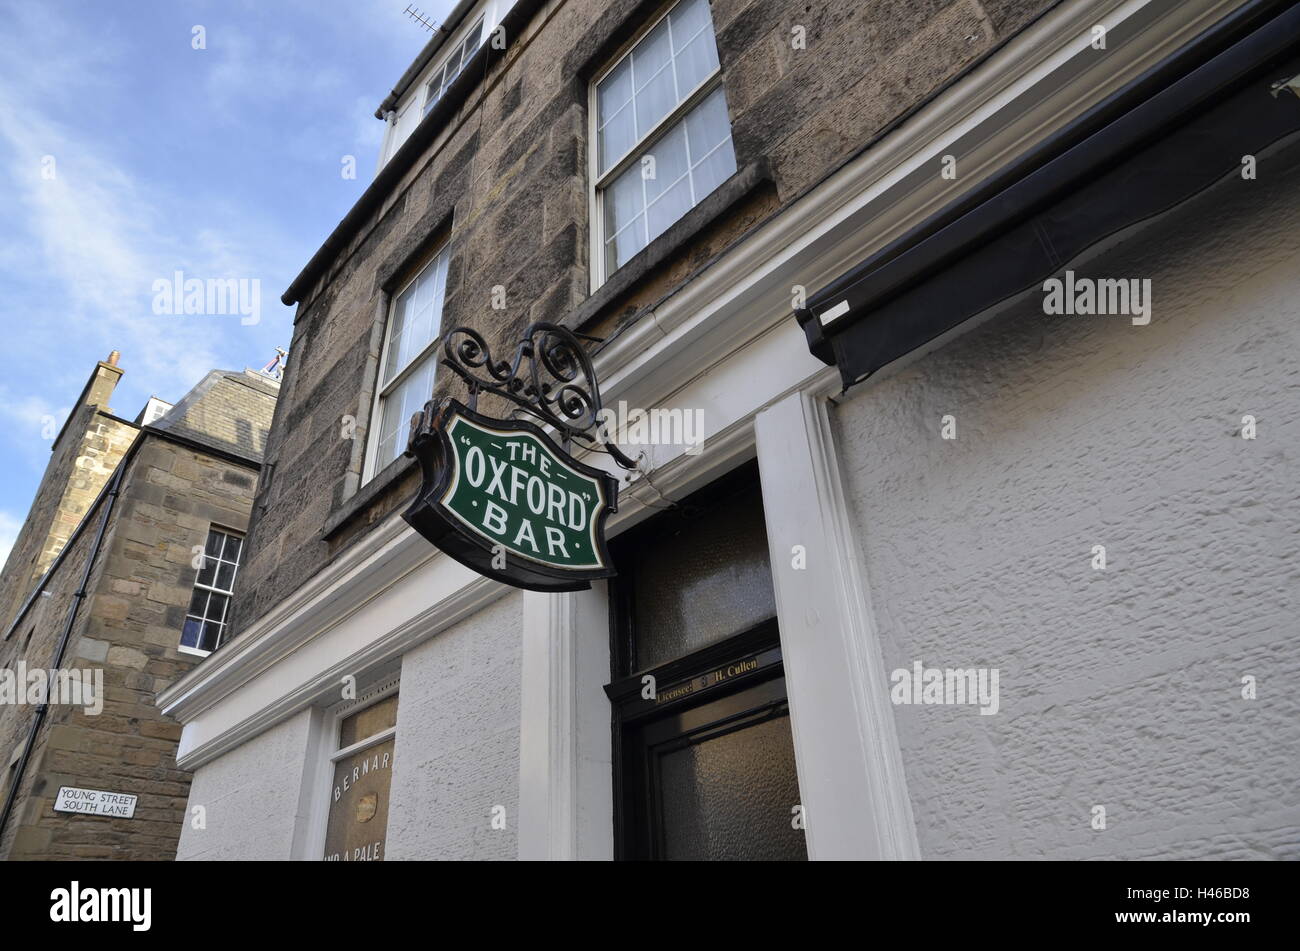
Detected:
[
  {"left": 179, "top": 526, "right": 244, "bottom": 657},
  {"left": 380, "top": 96, "right": 419, "bottom": 169},
  {"left": 301, "top": 676, "right": 400, "bottom": 862},
  {"left": 422, "top": 13, "right": 488, "bottom": 117},
  {"left": 363, "top": 243, "right": 452, "bottom": 483},
  {"left": 376, "top": 0, "right": 513, "bottom": 171},
  {"left": 587, "top": 0, "right": 732, "bottom": 290}
]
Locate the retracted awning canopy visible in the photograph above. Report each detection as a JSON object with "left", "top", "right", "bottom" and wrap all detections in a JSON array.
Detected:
[{"left": 797, "top": 0, "right": 1300, "bottom": 390}]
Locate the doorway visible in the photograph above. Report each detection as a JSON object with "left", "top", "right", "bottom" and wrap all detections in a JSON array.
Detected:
[{"left": 605, "top": 462, "right": 806, "bottom": 860}]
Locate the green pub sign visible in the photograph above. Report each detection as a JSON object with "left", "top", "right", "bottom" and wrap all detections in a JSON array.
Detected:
[{"left": 403, "top": 398, "right": 618, "bottom": 591}]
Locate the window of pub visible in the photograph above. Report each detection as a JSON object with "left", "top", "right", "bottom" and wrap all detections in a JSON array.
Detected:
[{"left": 323, "top": 692, "right": 398, "bottom": 862}]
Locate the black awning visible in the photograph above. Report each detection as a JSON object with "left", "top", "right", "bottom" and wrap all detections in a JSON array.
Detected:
[{"left": 797, "top": 0, "right": 1300, "bottom": 389}]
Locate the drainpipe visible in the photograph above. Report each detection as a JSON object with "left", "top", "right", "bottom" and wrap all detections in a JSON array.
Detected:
[{"left": 0, "top": 460, "right": 125, "bottom": 850}]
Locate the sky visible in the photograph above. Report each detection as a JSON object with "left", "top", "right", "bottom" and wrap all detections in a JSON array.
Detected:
[{"left": 0, "top": 0, "right": 456, "bottom": 564}]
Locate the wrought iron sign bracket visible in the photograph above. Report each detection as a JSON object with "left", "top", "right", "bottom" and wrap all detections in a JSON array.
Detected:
[
  {"left": 434, "top": 322, "right": 637, "bottom": 468},
  {"left": 401, "top": 323, "right": 629, "bottom": 592}
]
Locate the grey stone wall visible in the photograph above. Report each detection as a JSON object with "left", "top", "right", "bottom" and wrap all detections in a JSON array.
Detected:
[
  {"left": 232, "top": 0, "right": 1056, "bottom": 637},
  {"left": 386, "top": 592, "right": 522, "bottom": 860},
  {"left": 830, "top": 142, "right": 1300, "bottom": 859}
]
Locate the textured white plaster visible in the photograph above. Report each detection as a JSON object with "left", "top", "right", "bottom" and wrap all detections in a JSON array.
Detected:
[
  {"left": 385, "top": 592, "right": 523, "bottom": 859},
  {"left": 175, "top": 708, "right": 314, "bottom": 861},
  {"left": 832, "top": 147, "right": 1300, "bottom": 859}
]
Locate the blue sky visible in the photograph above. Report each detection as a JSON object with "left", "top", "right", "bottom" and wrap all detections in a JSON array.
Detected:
[{"left": 0, "top": 0, "right": 455, "bottom": 562}]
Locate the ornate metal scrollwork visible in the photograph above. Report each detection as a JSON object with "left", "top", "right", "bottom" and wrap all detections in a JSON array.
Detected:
[{"left": 431, "top": 322, "right": 636, "bottom": 468}]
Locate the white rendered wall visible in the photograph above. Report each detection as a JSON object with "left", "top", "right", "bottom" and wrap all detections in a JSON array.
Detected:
[
  {"left": 385, "top": 591, "right": 523, "bottom": 859},
  {"left": 830, "top": 158, "right": 1300, "bottom": 859},
  {"left": 175, "top": 708, "right": 315, "bottom": 860}
]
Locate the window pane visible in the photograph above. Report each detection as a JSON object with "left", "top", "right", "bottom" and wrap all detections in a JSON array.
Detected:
[
  {"left": 201, "top": 620, "right": 223, "bottom": 653},
  {"left": 187, "top": 588, "right": 210, "bottom": 617},
  {"left": 646, "top": 175, "right": 693, "bottom": 243},
  {"left": 606, "top": 212, "right": 647, "bottom": 273},
  {"left": 383, "top": 295, "right": 410, "bottom": 382},
  {"left": 643, "top": 123, "right": 689, "bottom": 206},
  {"left": 598, "top": 104, "right": 636, "bottom": 174},
  {"left": 376, "top": 400, "right": 403, "bottom": 471},
  {"left": 428, "top": 249, "right": 448, "bottom": 336},
  {"left": 599, "top": 86, "right": 734, "bottom": 275},
  {"left": 338, "top": 694, "right": 400, "bottom": 749},
  {"left": 196, "top": 558, "right": 217, "bottom": 588},
  {"left": 633, "top": 19, "right": 673, "bottom": 93},
  {"left": 658, "top": 709, "right": 806, "bottom": 861},
  {"left": 685, "top": 84, "right": 731, "bottom": 156},
  {"left": 409, "top": 358, "right": 436, "bottom": 416},
  {"left": 224, "top": 535, "right": 243, "bottom": 564},
  {"left": 673, "top": 23, "right": 718, "bottom": 95},
  {"left": 692, "top": 138, "right": 737, "bottom": 198},
  {"left": 383, "top": 248, "right": 449, "bottom": 385},
  {"left": 215, "top": 560, "right": 237, "bottom": 592},
  {"left": 445, "top": 58, "right": 466, "bottom": 93},
  {"left": 444, "top": 44, "right": 463, "bottom": 78},
  {"left": 634, "top": 60, "right": 677, "bottom": 140},
  {"left": 687, "top": 88, "right": 736, "bottom": 195},
  {"left": 669, "top": 0, "right": 712, "bottom": 48},
  {"left": 462, "top": 18, "right": 484, "bottom": 58},
  {"left": 597, "top": 58, "right": 633, "bottom": 126},
  {"left": 205, "top": 530, "right": 225, "bottom": 558},
  {"left": 181, "top": 618, "right": 203, "bottom": 650},
  {"left": 628, "top": 472, "right": 776, "bottom": 670},
  {"left": 208, "top": 593, "right": 231, "bottom": 624},
  {"left": 377, "top": 355, "right": 437, "bottom": 469},
  {"left": 605, "top": 163, "right": 645, "bottom": 237}
]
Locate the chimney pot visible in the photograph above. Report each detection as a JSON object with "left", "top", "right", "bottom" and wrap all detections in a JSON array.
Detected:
[{"left": 107, "top": 350, "right": 120, "bottom": 366}]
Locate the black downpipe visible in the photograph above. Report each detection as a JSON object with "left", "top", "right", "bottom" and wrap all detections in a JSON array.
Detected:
[{"left": 0, "top": 462, "right": 125, "bottom": 850}]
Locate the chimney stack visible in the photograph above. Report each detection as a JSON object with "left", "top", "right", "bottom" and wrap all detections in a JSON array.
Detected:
[{"left": 86, "top": 350, "right": 125, "bottom": 416}]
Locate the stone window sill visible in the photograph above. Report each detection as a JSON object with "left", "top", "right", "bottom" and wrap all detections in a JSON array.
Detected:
[{"left": 322, "top": 453, "right": 417, "bottom": 542}]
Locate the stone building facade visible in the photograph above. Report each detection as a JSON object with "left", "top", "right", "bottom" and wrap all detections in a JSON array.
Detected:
[
  {"left": 163, "top": 0, "right": 1300, "bottom": 861},
  {"left": 0, "top": 358, "right": 277, "bottom": 860},
  {"left": 0, "top": 356, "right": 136, "bottom": 631},
  {"left": 228, "top": 0, "right": 1055, "bottom": 632}
]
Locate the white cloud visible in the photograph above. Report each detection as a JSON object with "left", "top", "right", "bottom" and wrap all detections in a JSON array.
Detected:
[
  {"left": 0, "top": 384, "right": 71, "bottom": 475},
  {"left": 0, "top": 100, "right": 225, "bottom": 395},
  {"left": 0, "top": 2, "right": 303, "bottom": 407},
  {"left": 0, "top": 510, "right": 22, "bottom": 570}
]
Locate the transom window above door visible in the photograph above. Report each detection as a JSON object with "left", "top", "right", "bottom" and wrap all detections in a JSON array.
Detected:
[{"left": 591, "top": 0, "right": 737, "bottom": 282}]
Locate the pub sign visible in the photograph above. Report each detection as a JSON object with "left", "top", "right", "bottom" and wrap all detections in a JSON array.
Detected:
[{"left": 403, "top": 324, "right": 624, "bottom": 592}]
